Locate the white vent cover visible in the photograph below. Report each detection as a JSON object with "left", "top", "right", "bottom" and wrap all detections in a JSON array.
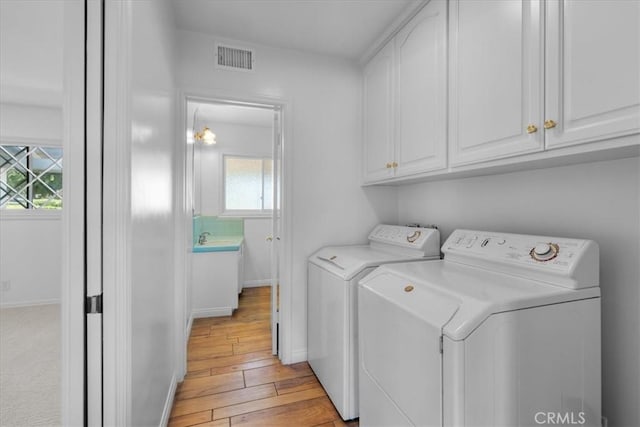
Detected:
[{"left": 215, "top": 44, "right": 255, "bottom": 71}]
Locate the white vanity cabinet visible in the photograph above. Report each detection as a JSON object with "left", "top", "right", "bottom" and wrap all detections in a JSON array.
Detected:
[
  {"left": 449, "top": 0, "right": 639, "bottom": 167},
  {"left": 448, "top": 0, "right": 544, "bottom": 167},
  {"left": 192, "top": 242, "right": 244, "bottom": 316},
  {"left": 544, "top": 0, "right": 640, "bottom": 149},
  {"left": 237, "top": 242, "right": 245, "bottom": 295},
  {"left": 363, "top": 0, "right": 447, "bottom": 183}
]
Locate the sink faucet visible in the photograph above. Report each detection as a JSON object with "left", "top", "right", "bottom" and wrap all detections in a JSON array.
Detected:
[{"left": 198, "top": 232, "right": 211, "bottom": 245}]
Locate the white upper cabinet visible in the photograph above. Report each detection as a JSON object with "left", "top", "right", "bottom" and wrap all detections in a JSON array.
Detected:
[
  {"left": 544, "top": 0, "right": 640, "bottom": 149},
  {"left": 363, "top": 0, "right": 447, "bottom": 183},
  {"left": 363, "top": 0, "right": 639, "bottom": 184},
  {"left": 449, "top": 0, "right": 544, "bottom": 166},
  {"left": 395, "top": 0, "right": 448, "bottom": 177},
  {"left": 363, "top": 42, "right": 395, "bottom": 182}
]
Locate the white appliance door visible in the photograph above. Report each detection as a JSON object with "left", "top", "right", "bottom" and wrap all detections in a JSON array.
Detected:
[{"left": 359, "top": 273, "right": 459, "bottom": 426}]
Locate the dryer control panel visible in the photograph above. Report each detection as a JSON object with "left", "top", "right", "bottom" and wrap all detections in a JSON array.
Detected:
[
  {"left": 443, "top": 230, "right": 599, "bottom": 289},
  {"left": 368, "top": 224, "right": 440, "bottom": 257}
]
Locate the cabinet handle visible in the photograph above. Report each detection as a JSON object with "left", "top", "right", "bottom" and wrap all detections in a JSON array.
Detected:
[
  {"left": 527, "top": 124, "right": 538, "bottom": 134},
  {"left": 385, "top": 162, "right": 392, "bottom": 169},
  {"left": 392, "top": 162, "right": 398, "bottom": 168},
  {"left": 544, "top": 119, "right": 557, "bottom": 129}
]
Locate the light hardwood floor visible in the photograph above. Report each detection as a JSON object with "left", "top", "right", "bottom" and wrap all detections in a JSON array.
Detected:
[{"left": 170, "top": 286, "right": 358, "bottom": 427}]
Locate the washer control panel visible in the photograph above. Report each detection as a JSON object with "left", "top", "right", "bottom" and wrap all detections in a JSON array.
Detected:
[
  {"left": 368, "top": 224, "right": 439, "bottom": 252},
  {"left": 442, "top": 229, "right": 599, "bottom": 288}
]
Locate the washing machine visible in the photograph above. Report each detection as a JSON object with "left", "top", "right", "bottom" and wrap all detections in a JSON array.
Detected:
[
  {"left": 307, "top": 224, "right": 441, "bottom": 421},
  {"left": 358, "top": 229, "right": 601, "bottom": 427}
]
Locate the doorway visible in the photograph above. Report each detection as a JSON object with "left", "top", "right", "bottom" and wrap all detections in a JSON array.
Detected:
[{"left": 183, "top": 97, "right": 283, "bottom": 360}]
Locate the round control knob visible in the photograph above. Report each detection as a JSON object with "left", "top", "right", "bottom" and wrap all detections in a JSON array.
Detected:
[
  {"left": 530, "top": 243, "right": 559, "bottom": 262},
  {"left": 534, "top": 244, "right": 552, "bottom": 256},
  {"left": 406, "top": 230, "right": 421, "bottom": 243}
]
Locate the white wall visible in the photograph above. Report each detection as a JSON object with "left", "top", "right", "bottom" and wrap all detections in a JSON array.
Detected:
[
  {"left": 0, "top": 215, "right": 62, "bottom": 307},
  {"left": 129, "top": 1, "right": 177, "bottom": 425},
  {"left": 0, "top": 1, "right": 65, "bottom": 309},
  {"left": 0, "top": 104, "right": 62, "bottom": 140},
  {"left": 177, "top": 30, "right": 397, "bottom": 361},
  {"left": 0, "top": 103, "right": 63, "bottom": 308},
  {"left": 0, "top": 117, "right": 62, "bottom": 316},
  {"left": 396, "top": 157, "right": 640, "bottom": 427}
]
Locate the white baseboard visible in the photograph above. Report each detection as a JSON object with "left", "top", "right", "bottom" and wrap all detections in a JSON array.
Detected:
[
  {"left": 0, "top": 298, "right": 60, "bottom": 309},
  {"left": 160, "top": 373, "right": 178, "bottom": 427},
  {"left": 243, "top": 279, "right": 271, "bottom": 288},
  {"left": 192, "top": 307, "right": 232, "bottom": 318},
  {"left": 289, "top": 348, "right": 308, "bottom": 364},
  {"left": 186, "top": 314, "right": 194, "bottom": 345}
]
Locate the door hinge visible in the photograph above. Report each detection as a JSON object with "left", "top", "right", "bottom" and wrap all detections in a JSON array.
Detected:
[
  {"left": 86, "top": 294, "right": 103, "bottom": 314},
  {"left": 439, "top": 335, "right": 443, "bottom": 354}
]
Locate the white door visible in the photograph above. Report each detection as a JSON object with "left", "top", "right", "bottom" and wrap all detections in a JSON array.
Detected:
[
  {"left": 85, "top": 0, "right": 104, "bottom": 424},
  {"left": 545, "top": 0, "right": 640, "bottom": 149},
  {"left": 270, "top": 107, "right": 282, "bottom": 356},
  {"left": 394, "top": 0, "right": 447, "bottom": 177},
  {"left": 449, "top": 0, "right": 544, "bottom": 166},
  {"left": 363, "top": 42, "right": 395, "bottom": 182}
]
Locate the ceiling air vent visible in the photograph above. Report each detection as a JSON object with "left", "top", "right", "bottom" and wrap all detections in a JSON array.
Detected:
[{"left": 215, "top": 44, "right": 255, "bottom": 71}]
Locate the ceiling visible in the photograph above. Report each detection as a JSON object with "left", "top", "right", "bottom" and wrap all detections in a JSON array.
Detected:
[{"left": 172, "top": 0, "right": 421, "bottom": 60}]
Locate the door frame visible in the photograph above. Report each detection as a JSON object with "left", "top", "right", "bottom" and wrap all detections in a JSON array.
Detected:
[
  {"left": 61, "top": 1, "right": 87, "bottom": 425},
  {"left": 175, "top": 89, "right": 294, "bottom": 372}
]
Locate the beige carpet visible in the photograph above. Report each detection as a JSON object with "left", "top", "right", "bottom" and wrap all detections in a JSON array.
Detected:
[{"left": 0, "top": 304, "right": 61, "bottom": 427}]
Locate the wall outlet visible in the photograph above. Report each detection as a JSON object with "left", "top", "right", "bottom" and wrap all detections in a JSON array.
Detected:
[{"left": 1, "top": 280, "right": 10, "bottom": 292}]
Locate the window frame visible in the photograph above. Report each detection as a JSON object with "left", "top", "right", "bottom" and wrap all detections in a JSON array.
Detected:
[
  {"left": 0, "top": 140, "right": 63, "bottom": 216},
  {"left": 220, "top": 153, "right": 273, "bottom": 218}
]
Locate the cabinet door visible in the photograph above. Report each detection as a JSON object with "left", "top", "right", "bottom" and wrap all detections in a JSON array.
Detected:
[
  {"left": 449, "top": 0, "right": 544, "bottom": 166},
  {"left": 395, "top": 0, "right": 448, "bottom": 177},
  {"left": 545, "top": 0, "right": 640, "bottom": 149},
  {"left": 363, "top": 42, "right": 395, "bottom": 182}
]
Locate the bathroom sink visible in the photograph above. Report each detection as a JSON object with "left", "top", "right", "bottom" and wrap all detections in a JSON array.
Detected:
[{"left": 193, "top": 236, "right": 243, "bottom": 252}]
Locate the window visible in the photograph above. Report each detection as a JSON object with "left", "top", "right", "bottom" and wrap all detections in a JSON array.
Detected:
[
  {"left": 0, "top": 145, "right": 63, "bottom": 210},
  {"left": 223, "top": 155, "right": 272, "bottom": 214}
]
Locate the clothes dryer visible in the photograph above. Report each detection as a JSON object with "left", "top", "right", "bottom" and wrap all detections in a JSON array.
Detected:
[
  {"left": 359, "top": 230, "right": 601, "bottom": 427},
  {"left": 307, "top": 224, "right": 440, "bottom": 420}
]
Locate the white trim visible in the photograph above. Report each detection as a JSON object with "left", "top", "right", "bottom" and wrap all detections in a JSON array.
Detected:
[
  {"left": 0, "top": 210, "right": 62, "bottom": 220},
  {"left": 0, "top": 136, "right": 63, "bottom": 147},
  {"left": 159, "top": 374, "right": 178, "bottom": 427},
  {"left": 358, "top": 0, "right": 429, "bottom": 65},
  {"left": 186, "top": 313, "right": 194, "bottom": 344},
  {"left": 174, "top": 90, "right": 188, "bottom": 383},
  {"left": 0, "top": 299, "right": 60, "bottom": 309},
  {"left": 60, "top": 2, "right": 85, "bottom": 426},
  {"left": 278, "top": 101, "right": 294, "bottom": 365},
  {"left": 103, "top": 1, "right": 133, "bottom": 426},
  {"left": 290, "top": 348, "right": 308, "bottom": 364},
  {"left": 192, "top": 307, "right": 233, "bottom": 318},
  {"left": 242, "top": 280, "right": 271, "bottom": 288}
]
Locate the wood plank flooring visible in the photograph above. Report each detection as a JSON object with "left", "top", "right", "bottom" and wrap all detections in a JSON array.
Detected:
[{"left": 170, "top": 286, "right": 358, "bottom": 427}]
